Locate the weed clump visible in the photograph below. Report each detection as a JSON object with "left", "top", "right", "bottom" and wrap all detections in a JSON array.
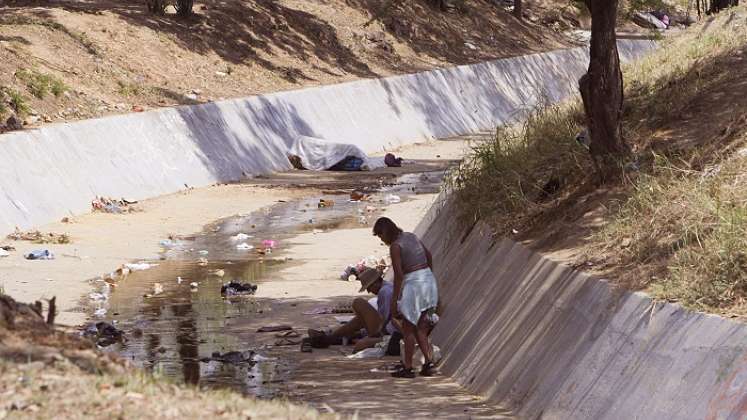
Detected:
[
  {"left": 1, "top": 87, "right": 30, "bottom": 117},
  {"left": 15, "top": 68, "right": 68, "bottom": 99}
]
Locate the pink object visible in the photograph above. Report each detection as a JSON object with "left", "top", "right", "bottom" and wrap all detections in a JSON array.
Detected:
[{"left": 262, "top": 239, "right": 277, "bottom": 249}]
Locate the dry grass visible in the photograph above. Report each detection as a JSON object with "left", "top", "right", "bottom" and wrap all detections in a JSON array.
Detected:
[
  {"left": 446, "top": 98, "right": 588, "bottom": 231},
  {"left": 0, "top": 359, "right": 334, "bottom": 420},
  {"left": 449, "top": 6, "right": 747, "bottom": 316}
]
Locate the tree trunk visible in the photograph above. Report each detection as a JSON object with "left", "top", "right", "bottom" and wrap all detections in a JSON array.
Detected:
[
  {"left": 514, "top": 0, "right": 523, "bottom": 19},
  {"left": 578, "top": 0, "right": 628, "bottom": 179},
  {"left": 710, "top": 0, "right": 739, "bottom": 13}
]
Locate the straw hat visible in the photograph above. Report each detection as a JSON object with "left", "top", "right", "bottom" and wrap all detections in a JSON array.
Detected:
[{"left": 357, "top": 267, "right": 383, "bottom": 292}]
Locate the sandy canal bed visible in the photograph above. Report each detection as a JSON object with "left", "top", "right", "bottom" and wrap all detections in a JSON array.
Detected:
[
  {"left": 0, "top": 136, "right": 471, "bottom": 325},
  {"left": 0, "top": 134, "right": 512, "bottom": 418}
]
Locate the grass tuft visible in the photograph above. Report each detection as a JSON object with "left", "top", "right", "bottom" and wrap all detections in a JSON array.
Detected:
[
  {"left": 2, "top": 87, "right": 31, "bottom": 117},
  {"left": 15, "top": 68, "right": 68, "bottom": 99}
]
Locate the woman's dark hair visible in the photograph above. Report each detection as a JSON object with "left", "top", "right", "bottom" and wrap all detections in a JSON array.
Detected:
[{"left": 372, "top": 217, "right": 402, "bottom": 237}]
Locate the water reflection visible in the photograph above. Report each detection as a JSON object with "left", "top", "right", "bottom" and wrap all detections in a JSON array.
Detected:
[{"left": 98, "top": 170, "right": 447, "bottom": 397}]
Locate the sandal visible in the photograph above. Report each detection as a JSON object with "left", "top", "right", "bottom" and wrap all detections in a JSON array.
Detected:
[
  {"left": 420, "top": 362, "right": 437, "bottom": 377},
  {"left": 390, "top": 367, "right": 415, "bottom": 378}
]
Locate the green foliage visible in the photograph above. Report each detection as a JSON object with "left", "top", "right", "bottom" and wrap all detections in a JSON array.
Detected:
[
  {"left": 2, "top": 87, "right": 30, "bottom": 117},
  {"left": 15, "top": 68, "right": 68, "bottom": 99}
]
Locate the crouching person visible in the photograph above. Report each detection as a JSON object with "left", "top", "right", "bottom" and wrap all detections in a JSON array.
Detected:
[{"left": 307, "top": 268, "right": 400, "bottom": 352}]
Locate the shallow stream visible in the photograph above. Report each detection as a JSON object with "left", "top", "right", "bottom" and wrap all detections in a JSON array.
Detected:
[{"left": 90, "top": 170, "right": 445, "bottom": 398}]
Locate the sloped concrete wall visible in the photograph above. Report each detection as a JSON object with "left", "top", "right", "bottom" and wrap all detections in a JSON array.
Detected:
[
  {"left": 0, "top": 40, "right": 653, "bottom": 235},
  {"left": 418, "top": 199, "right": 747, "bottom": 420}
]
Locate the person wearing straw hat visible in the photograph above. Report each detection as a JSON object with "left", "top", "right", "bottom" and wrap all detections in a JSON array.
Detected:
[{"left": 308, "top": 267, "right": 398, "bottom": 352}]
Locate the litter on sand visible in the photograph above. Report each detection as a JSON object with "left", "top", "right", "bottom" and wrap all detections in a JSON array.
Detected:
[
  {"left": 384, "top": 194, "right": 401, "bottom": 204},
  {"left": 261, "top": 239, "right": 277, "bottom": 249},
  {"left": 25, "top": 250, "right": 54, "bottom": 260},
  {"left": 7, "top": 229, "right": 70, "bottom": 244},
  {"left": 91, "top": 196, "right": 139, "bottom": 214},
  {"left": 257, "top": 325, "right": 293, "bottom": 333},
  {"left": 220, "top": 281, "right": 257, "bottom": 297},
  {"left": 236, "top": 243, "right": 254, "bottom": 250},
  {"left": 232, "top": 233, "right": 252, "bottom": 241},
  {"left": 125, "top": 262, "right": 156, "bottom": 271},
  {"left": 0, "top": 249, "right": 9, "bottom": 258}
]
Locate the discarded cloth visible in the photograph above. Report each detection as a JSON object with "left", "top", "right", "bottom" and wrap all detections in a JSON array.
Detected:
[
  {"left": 398, "top": 268, "right": 438, "bottom": 325},
  {"left": 221, "top": 281, "right": 257, "bottom": 296},
  {"left": 287, "top": 135, "right": 386, "bottom": 171},
  {"left": 25, "top": 250, "right": 54, "bottom": 260}
]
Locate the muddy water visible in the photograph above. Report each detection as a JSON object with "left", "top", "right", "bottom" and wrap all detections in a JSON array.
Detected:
[{"left": 96, "top": 171, "right": 445, "bottom": 398}]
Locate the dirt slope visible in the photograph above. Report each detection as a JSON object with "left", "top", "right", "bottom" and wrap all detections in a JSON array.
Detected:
[{"left": 0, "top": 0, "right": 570, "bottom": 129}]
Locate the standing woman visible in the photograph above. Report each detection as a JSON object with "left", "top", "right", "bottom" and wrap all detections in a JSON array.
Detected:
[{"left": 373, "top": 217, "right": 438, "bottom": 378}]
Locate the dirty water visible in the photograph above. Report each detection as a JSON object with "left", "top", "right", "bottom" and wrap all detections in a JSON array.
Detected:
[{"left": 91, "top": 170, "right": 446, "bottom": 399}]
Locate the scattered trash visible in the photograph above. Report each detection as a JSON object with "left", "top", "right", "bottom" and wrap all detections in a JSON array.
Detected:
[
  {"left": 632, "top": 11, "right": 668, "bottom": 30},
  {"left": 221, "top": 281, "right": 257, "bottom": 297},
  {"left": 177, "top": 276, "right": 184, "bottom": 284},
  {"left": 347, "top": 346, "right": 385, "bottom": 359},
  {"left": 365, "top": 205, "right": 377, "bottom": 213},
  {"left": 236, "top": 243, "right": 254, "bottom": 250},
  {"left": 464, "top": 42, "right": 478, "bottom": 50},
  {"left": 200, "top": 350, "right": 256, "bottom": 365},
  {"left": 143, "top": 283, "right": 163, "bottom": 298},
  {"left": 384, "top": 153, "right": 403, "bottom": 167},
  {"left": 312, "top": 229, "right": 324, "bottom": 234},
  {"left": 232, "top": 233, "right": 252, "bottom": 241},
  {"left": 384, "top": 194, "right": 401, "bottom": 204},
  {"left": 7, "top": 229, "right": 70, "bottom": 244},
  {"left": 318, "top": 199, "right": 335, "bottom": 208},
  {"left": 350, "top": 191, "right": 369, "bottom": 201},
  {"left": 209, "top": 269, "right": 225, "bottom": 277},
  {"left": 93, "top": 308, "right": 107, "bottom": 318},
  {"left": 257, "top": 325, "right": 293, "bottom": 333},
  {"left": 198, "top": 250, "right": 209, "bottom": 255},
  {"left": 0, "top": 249, "right": 8, "bottom": 258},
  {"left": 275, "top": 338, "right": 302, "bottom": 346},
  {"left": 83, "top": 321, "right": 125, "bottom": 347},
  {"left": 125, "top": 263, "right": 155, "bottom": 271},
  {"left": 159, "top": 239, "right": 175, "bottom": 248},
  {"left": 261, "top": 239, "right": 277, "bottom": 249},
  {"left": 91, "top": 196, "right": 139, "bottom": 214},
  {"left": 25, "top": 250, "right": 54, "bottom": 260},
  {"left": 197, "top": 257, "right": 208, "bottom": 266},
  {"left": 303, "top": 305, "right": 354, "bottom": 315},
  {"left": 89, "top": 292, "right": 107, "bottom": 302},
  {"left": 190, "top": 282, "right": 199, "bottom": 290}
]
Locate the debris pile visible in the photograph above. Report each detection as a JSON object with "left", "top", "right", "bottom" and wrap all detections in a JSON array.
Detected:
[
  {"left": 91, "top": 196, "right": 140, "bottom": 214},
  {"left": 220, "top": 281, "right": 258, "bottom": 297},
  {"left": 7, "top": 228, "right": 70, "bottom": 244}
]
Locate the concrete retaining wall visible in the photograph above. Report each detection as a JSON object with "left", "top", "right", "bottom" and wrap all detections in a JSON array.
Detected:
[
  {"left": 418, "top": 199, "right": 747, "bottom": 419},
  {"left": 0, "top": 40, "right": 653, "bottom": 236}
]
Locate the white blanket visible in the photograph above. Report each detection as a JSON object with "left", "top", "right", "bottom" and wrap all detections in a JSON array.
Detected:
[{"left": 287, "top": 135, "right": 385, "bottom": 171}]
